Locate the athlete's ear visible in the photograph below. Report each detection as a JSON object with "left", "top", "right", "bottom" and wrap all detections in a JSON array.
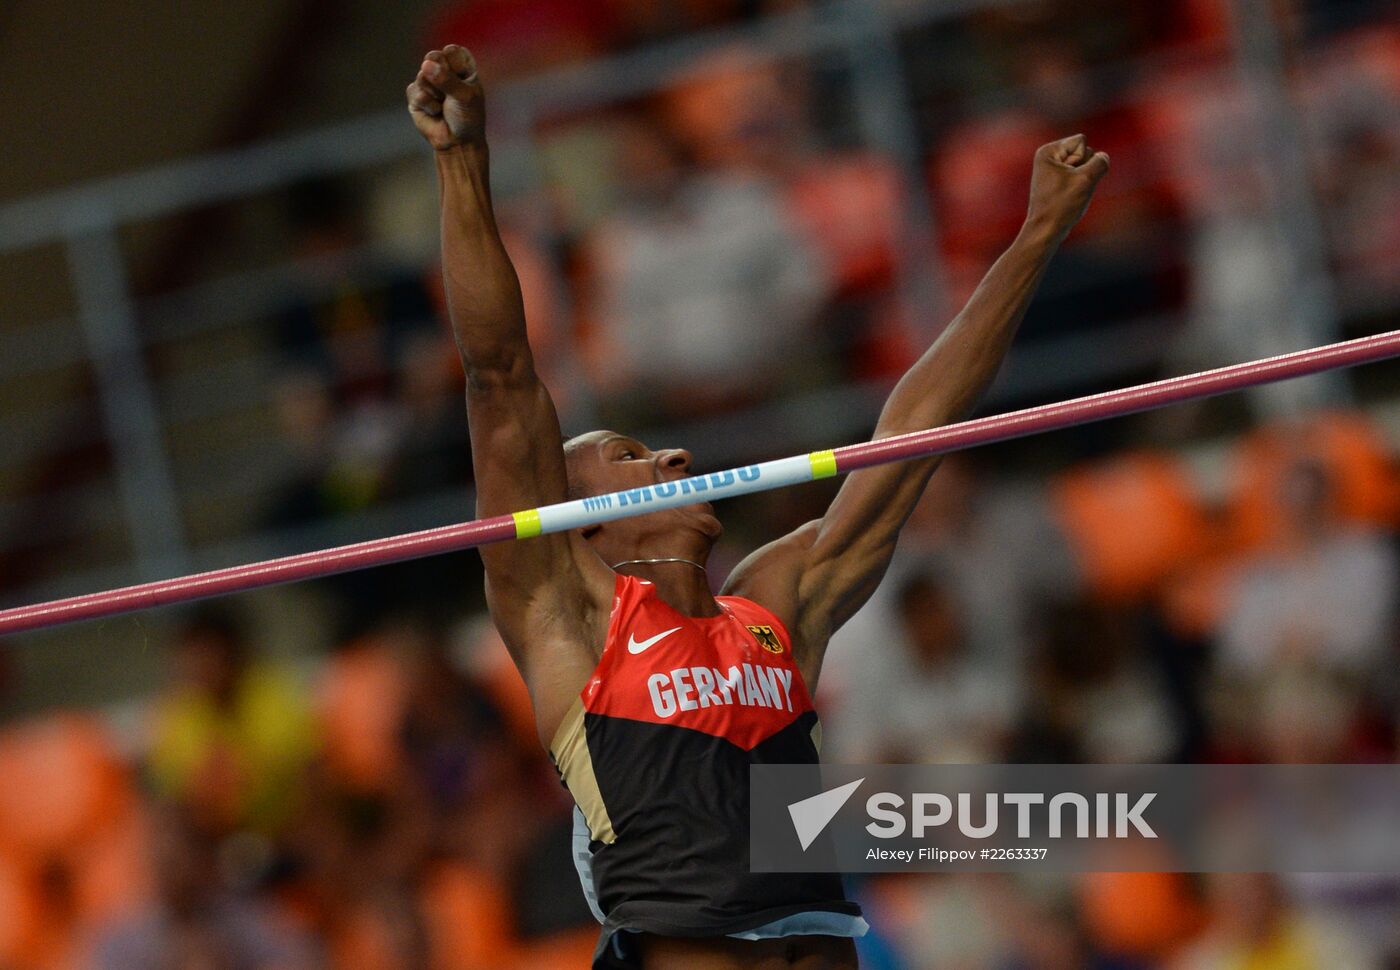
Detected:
[{"left": 579, "top": 524, "right": 602, "bottom": 540}]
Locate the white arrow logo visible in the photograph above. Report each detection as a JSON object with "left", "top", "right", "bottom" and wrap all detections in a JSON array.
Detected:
[
  {"left": 627, "top": 626, "right": 682, "bottom": 655},
  {"left": 788, "top": 778, "right": 864, "bottom": 851}
]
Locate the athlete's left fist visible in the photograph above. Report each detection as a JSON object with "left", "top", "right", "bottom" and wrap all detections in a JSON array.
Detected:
[
  {"left": 407, "top": 44, "right": 485, "bottom": 150},
  {"left": 1024, "top": 134, "right": 1110, "bottom": 241}
]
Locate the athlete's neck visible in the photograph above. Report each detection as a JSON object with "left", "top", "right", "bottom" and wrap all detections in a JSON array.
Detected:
[{"left": 612, "top": 558, "right": 722, "bottom": 618}]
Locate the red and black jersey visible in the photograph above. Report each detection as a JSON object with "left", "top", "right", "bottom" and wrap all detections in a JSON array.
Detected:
[{"left": 549, "top": 574, "right": 861, "bottom": 957}]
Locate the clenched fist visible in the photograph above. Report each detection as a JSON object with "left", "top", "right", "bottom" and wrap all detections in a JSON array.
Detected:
[
  {"left": 407, "top": 45, "right": 485, "bottom": 150},
  {"left": 1025, "top": 134, "right": 1110, "bottom": 242}
]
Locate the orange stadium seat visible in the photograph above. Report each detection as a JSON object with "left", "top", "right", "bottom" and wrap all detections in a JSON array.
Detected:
[
  {"left": 70, "top": 807, "right": 154, "bottom": 928},
  {"left": 0, "top": 852, "right": 45, "bottom": 968},
  {"left": 929, "top": 112, "right": 1056, "bottom": 304},
  {"left": 1051, "top": 451, "right": 1211, "bottom": 602},
  {"left": 327, "top": 901, "right": 410, "bottom": 970},
  {"left": 0, "top": 716, "right": 150, "bottom": 970},
  {"left": 786, "top": 154, "right": 904, "bottom": 296},
  {"left": 0, "top": 714, "right": 131, "bottom": 865},
  {"left": 1078, "top": 870, "right": 1204, "bottom": 960},
  {"left": 1225, "top": 412, "right": 1400, "bottom": 553},
  {"left": 419, "top": 862, "right": 519, "bottom": 970},
  {"left": 318, "top": 639, "right": 409, "bottom": 792},
  {"left": 1157, "top": 553, "right": 1235, "bottom": 640}
]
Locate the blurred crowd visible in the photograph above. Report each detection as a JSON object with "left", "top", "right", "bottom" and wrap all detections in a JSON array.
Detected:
[
  {"left": 3, "top": 0, "right": 1399, "bottom": 588},
  {"left": 2, "top": 0, "right": 1400, "bottom": 967},
  {"left": 821, "top": 414, "right": 1400, "bottom": 967},
  {"left": 1, "top": 406, "right": 1397, "bottom": 969},
  {"left": 245, "top": 0, "right": 1400, "bottom": 546}
]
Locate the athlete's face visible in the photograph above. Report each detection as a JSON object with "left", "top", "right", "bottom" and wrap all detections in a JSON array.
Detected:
[{"left": 563, "top": 431, "right": 722, "bottom": 554}]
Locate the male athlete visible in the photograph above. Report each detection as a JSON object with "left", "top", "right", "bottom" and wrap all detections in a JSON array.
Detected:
[{"left": 407, "top": 44, "right": 1107, "bottom": 970}]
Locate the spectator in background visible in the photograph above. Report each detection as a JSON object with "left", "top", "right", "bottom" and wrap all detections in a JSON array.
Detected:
[
  {"left": 583, "top": 112, "right": 829, "bottom": 419},
  {"left": 662, "top": 47, "right": 903, "bottom": 289},
  {"left": 147, "top": 607, "right": 316, "bottom": 837},
  {"left": 823, "top": 455, "right": 1073, "bottom": 733},
  {"left": 1218, "top": 458, "right": 1397, "bottom": 678},
  {"left": 265, "top": 175, "right": 448, "bottom": 531},
  {"left": 278, "top": 176, "right": 435, "bottom": 407},
  {"left": 901, "top": 455, "right": 1075, "bottom": 663},
  {"left": 397, "top": 624, "right": 522, "bottom": 838},
  {"left": 1015, "top": 599, "right": 1179, "bottom": 764},
  {"left": 90, "top": 805, "right": 316, "bottom": 970},
  {"left": 311, "top": 615, "right": 559, "bottom": 878},
  {"left": 1206, "top": 450, "right": 1398, "bottom": 771},
  {"left": 388, "top": 331, "right": 473, "bottom": 500},
  {"left": 1249, "top": 667, "right": 1366, "bottom": 764},
  {"left": 297, "top": 616, "right": 584, "bottom": 969},
  {"left": 1172, "top": 873, "right": 1380, "bottom": 969},
  {"left": 830, "top": 564, "right": 1023, "bottom": 764},
  {"left": 266, "top": 334, "right": 473, "bottom": 535},
  {"left": 1131, "top": 53, "right": 1332, "bottom": 418},
  {"left": 932, "top": 37, "right": 1185, "bottom": 345},
  {"left": 266, "top": 369, "right": 343, "bottom": 527},
  {"left": 1304, "top": 23, "right": 1400, "bottom": 296},
  {"left": 279, "top": 176, "right": 386, "bottom": 405},
  {"left": 662, "top": 46, "right": 910, "bottom": 380}
]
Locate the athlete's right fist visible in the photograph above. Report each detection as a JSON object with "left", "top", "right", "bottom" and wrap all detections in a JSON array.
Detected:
[{"left": 407, "top": 45, "right": 485, "bottom": 150}]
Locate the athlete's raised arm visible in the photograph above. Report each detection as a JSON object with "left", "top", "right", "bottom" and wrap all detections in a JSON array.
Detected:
[
  {"left": 726, "top": 134, "right": 1110, "bottom": 687},
  {"left": 407, "top": 46, "right": 612, "bottom": 732}
]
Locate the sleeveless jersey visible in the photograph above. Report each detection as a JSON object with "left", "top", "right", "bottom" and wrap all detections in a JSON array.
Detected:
[{"left": 549, "top": 574, "right": 862, "bottom": 962}]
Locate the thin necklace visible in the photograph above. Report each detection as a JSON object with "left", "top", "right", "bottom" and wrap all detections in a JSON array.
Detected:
[{"left": 609, "top": 557, "right": 707, "bottom": 572}]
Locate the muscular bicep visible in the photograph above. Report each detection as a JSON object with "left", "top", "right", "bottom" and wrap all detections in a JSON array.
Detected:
[
  {"left": 465, "top": 358, "right": 567, "bottom": 518},
  {"left": 800, "top": 454, "right": 943, "bottom": 629},
  {"left": 465, "top": 360, "right": 612, "bottom": 642}
]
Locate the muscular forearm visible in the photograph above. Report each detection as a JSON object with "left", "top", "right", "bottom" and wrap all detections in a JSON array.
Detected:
[
  {"left": 436, "top": 143, "right": 532, "bottom": 379},
  {"left": 781, "top": 137, "right": 1107, "bottom": 644},
  {"left": 874, "top": 218, "right": 1059, "bottom": 437}
]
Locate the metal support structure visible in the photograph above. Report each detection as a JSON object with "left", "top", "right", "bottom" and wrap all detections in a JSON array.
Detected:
[
  {"left": 490, "top": 102, "right": 603, "bottom": 430},
  {"left": 1226, "top": 0, "right": 1347, "bottom": 413},
  {"left": 66, "top": 225, "right": 189, "bottom": 580},
  {"left": 838, "top": 0, "right": 949, "bottom": 334}
]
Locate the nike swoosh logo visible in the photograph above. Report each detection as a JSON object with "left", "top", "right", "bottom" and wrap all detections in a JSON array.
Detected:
[{"left": 627, "top": 626, "right": 682, "bottom": 655}]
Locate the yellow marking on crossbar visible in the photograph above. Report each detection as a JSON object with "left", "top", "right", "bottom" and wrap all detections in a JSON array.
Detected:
[
  {"left": 513, "top": 509, "right": 542, "bottom": 538},
  {"left": 808, "top": 450, "right": 838, "bottom": 480}
]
